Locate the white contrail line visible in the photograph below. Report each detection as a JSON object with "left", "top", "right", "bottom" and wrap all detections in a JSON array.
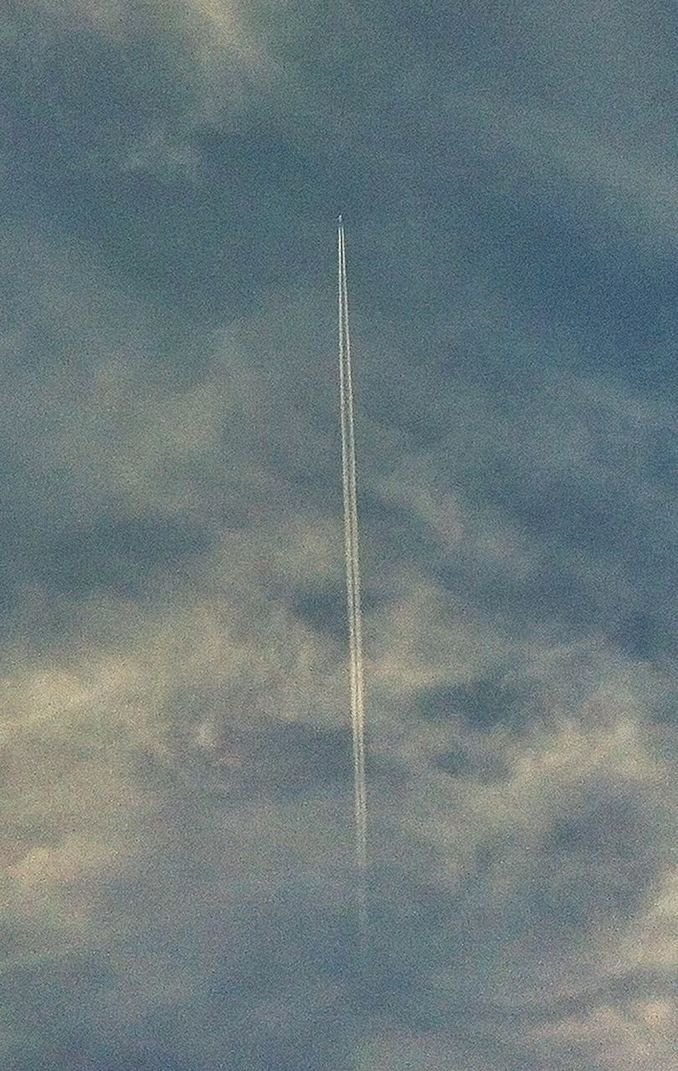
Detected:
[
  {"left": 341, "top": 227, "right": 367, "bottom": 869},
  {"left": 338, "top": 226, "right": 368, "bottom": 929},
  {"left": 338, "top": 228, "right": 361, "bottom": 849},
  {"left": 338, "top": 225, "right": 364, "bottom": 857},
  {"left": 337, "top": 218, "right": 368, "bottom": 922}
]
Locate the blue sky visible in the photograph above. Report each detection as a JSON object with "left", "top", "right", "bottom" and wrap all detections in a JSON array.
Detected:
[{"left": 1, "top": 3, "right": 676, "bottom": 1069}]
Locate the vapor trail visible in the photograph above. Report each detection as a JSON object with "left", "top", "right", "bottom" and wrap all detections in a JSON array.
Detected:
[{"left": 337, "top": 218, "right": 368, "bottom": 912}]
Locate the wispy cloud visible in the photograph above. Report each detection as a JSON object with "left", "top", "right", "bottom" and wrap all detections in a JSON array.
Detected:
[{"left": 2, "top": 4, "right": 677, "bottom": 1069}]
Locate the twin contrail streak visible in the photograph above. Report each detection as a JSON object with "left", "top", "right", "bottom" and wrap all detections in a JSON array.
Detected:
[{"left": 337, "top": 217, "right": 368, "bottom": 922}]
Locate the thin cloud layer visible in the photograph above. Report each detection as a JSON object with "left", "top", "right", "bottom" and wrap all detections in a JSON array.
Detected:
[{"left": 1, "top": 3, "right": 677, "bottom": 1070}]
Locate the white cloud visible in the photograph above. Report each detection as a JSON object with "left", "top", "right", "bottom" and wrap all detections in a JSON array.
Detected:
[{"left": 530, "top": 1002, "right": 677, "bottom": 1071}]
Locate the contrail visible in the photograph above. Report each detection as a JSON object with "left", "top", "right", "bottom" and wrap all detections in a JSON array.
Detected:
[{"left": 337, "top": 216, "right": 368, "bottom": 923}]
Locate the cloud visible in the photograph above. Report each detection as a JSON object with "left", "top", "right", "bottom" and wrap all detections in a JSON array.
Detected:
[
  {"left": 473, "top": 94, "right": 678, "bottom": 247},
  {"left": 2, "top": 5, "right": 677, "bottom": 1068},
  {"left": 529, "top": 1002, "right": 676, "bottom": 1071},
  {"left": 23, "top": 0, "right": 132, "bottom": 36}
]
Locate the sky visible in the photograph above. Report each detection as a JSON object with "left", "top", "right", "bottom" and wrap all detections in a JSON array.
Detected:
[{"left": 1, "top": 2, "right": 677, "bottom": 1069}]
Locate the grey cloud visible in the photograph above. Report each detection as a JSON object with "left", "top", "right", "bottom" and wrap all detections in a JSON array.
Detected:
[
  {"left": 2, "top": 224, "right": 676, "bottom": 1069},
  {"left": 2, "top": 4, "right": 677, "bottom": 1070},
  {"left": 42, "top": 515, "right": 212, "bottom": 596}
]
